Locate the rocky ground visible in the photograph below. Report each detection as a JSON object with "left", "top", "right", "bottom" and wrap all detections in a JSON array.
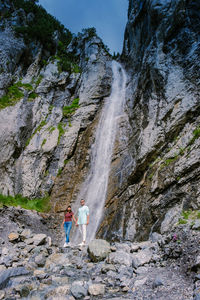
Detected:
[{"left": 0, "top": 207, "right": 199, "bottom": 300}]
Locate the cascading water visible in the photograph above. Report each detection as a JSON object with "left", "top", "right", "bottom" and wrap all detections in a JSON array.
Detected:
[{"left": 73, "top": 61, "right": 127, "bottom": 243}]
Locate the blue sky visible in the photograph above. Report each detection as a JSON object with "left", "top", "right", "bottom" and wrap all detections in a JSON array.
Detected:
[{"left": 38, "top": 0, "right": 128, "bottom": 54}]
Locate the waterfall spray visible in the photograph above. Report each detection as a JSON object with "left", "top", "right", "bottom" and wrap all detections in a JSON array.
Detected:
[{"left": 73, "top": 61, "right": 127, "bottom": 243}]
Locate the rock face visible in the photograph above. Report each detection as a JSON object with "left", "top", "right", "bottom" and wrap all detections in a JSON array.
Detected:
[
  {"left": 98, "top": 0, "right": 200, "bottom": 241},
  {"left": 0, "top": 0, "right": 199, "bottom": 246},
  {"left": 0, "top": 0, "right": 112, "bottom": 207}
]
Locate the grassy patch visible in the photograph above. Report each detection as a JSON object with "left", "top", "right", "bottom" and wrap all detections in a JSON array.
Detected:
[
  {"left": 28, "top": 92, "right": 38, "bottom": 100},
  {"left": 48, "top": 126, "right": 55, "bottom": 133},
  {"left": 189, "top": 126, "right": 200, "bottom": 146},
  {"left": 57, "top": 122, "right": 65, "bottom": 144},
  {"left": 178, "top": 218, "right": 187, "bottom": 225},
  {"left": 35, "top": 75, "right": 43, "bottom": 86},
  {"left": 63, "top": 98, "right": 80, "bottom": 118},
  {"left": 64, "top": 159, "right": 69, "bottom": 165},
  {"left": 41, "top": 138, "right": 47, "bottom": 147},
  {"left": 0, "top": 81, "right": 35, "bottom": 109},
  {"left": 0, "top": 194, "right": 50, "bottom": 212},
  {"left": 57, "top": 168, "right": 62, "bottom": 176}
]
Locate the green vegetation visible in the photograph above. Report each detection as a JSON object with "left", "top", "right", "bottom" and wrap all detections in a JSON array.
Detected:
[
  {"left": 177, "top": 210, "right": 200, "bottom": 226},
  {"left": 189, "top": 126, "right": 200, "bottom": 146},
  {"left": 48, "top": 105, "right": 54, "bottom": 113},
  {"left": 34, "top": 120, "right": 47, "bottom": 134},
  {"left": 28, "top": 92, "right": 38, "bottom": 100},
  {"left": 57, "top": 168, "right": 62, "bottom": 176},
  {"left": 41, "top": 138, "right": 47, "bottom": 147},
  {"left": 82, "top": 27, "right": 97, "bottom": 40},
  {"left": 0, "top": 193, "right": 50, "bottom": 212},
  {"left": 13, "top": 0, "right": 72, "bottom": 54},
  {"left": 25, "top": 119, "right": 47, "bottom": 147},
  {"left": 35, "top": 75, "right": 43, "bottom": 86},
  {"left": 12, "top": 0, "right": 81, "bottom": 73},
  {"left": 0, "top": 81, "right": 33, "bottom": 109},
  {"left": 56, "top": 41, "right": 80, "bottom": 73},
  {"left": 178, "top": 218, "right": 187, "bottom": 225},
  {"left": 44, "top": 170, "right": 49, "bottom": 177},
  {"left": 57, "top": 122, "right": 65, "bottom": 144},
  {"left": 63, "top": 98, "right": 80, "bottom": 118},
  {"left": 48, "top": 126, "right": 55, "bottom": 133},
  {"left": 64, "top": 159, "right": 69, "bottom": 165}
]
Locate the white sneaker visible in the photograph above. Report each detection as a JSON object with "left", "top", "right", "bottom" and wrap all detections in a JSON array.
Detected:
[
  {"left": 63, "top": 242, "right": 67, "bottom": 247},
  {"left": 78, "top": 241, "right": 85, "bottom": 247}
]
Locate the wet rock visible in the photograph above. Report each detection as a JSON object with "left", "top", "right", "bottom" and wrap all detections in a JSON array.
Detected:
[
  {"left": 88, "top": 283, "right": 105, "bottom": 296},
  {"left": 88, "top": 239, "right": 111, "bottom": 262}
]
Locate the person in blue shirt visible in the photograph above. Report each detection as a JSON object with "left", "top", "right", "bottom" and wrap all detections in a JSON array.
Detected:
[{"left": 76, "top": 199, "right": 89, "bottom": 246}]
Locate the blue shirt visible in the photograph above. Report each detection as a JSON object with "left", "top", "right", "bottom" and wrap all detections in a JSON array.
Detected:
[{"left": 77, "top": 205, "right": 89, "bottom": 225}]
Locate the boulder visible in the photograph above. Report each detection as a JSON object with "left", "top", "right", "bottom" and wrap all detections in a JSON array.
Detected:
[
  {"left": 192, "top": 220, "right": 200, "bottom": 230},
  {"left": 132, "top": 249, "right": 153, "bottom": 268},
  {"left": 108, "top": 251, "right": 132, "bottom": 267},
  {"left": 88, "top": 284, "right": 105, "bottom": 296},
  {"left": 34, "top": 254, "right": 46, "bottom": 267},
  {"left": 88, "top": 239, "right": 111, "bottom": 262},
  {"left": 32, "top": 234, "right": 47, "bottom": 246},
  {"left": 8, "top": 232, "right": 19, "bottom": 242},
  {"left": 45, "top": 253, "right": 69, "bottom": 269},
  {"left": 70, "top": 282, "right": 87, "bottom": 299},
  {"left": 20, "top": 229, "right": 32, "bottom": 241},
  {"left": 0, "top": 267, "right": 30, "bottom": 289}
]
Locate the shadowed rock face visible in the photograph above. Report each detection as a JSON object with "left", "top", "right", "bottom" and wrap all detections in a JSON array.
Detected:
[{"left": 98, "top": 0, "right": 200, "bottom": 241}]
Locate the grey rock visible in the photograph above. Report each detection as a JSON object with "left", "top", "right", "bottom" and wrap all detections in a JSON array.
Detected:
[
  {"left": 19, "top": 285, "right": 30, "bottom": 297},
  {"left": 132, "top": 249, "right": 153, "bottom": 268},
  {"left": 32, "top": 234, "right": 47, "bottom": 246},
  {"left": 34, "top": 254, "right": 46, "bottom": 267},
  {"left": 192, "top": 220, "right": 200, "bottom": 230},
  {"left": 88, "top": 239, "right": 111, "bottom": 262},
  {"left": 152, "top": 276, "right": 165, "bottom": 288},
  {"left": 108, "top": 251, "right": 132, "bottom": 267},
  {"left": 20, "top": 229, "right": 32, "bottom": 240},
  {"left": 101, "top": 264, "right": 116, "bottom": 274},
  {"left": 88, "top": 283, "right": 105, "bottom": 296},
  {"left": 70, "top": 282, "right": 87, "bottom": 299},
  {"left": 0, "top": 267, "right": 30, "bottom": 289}
]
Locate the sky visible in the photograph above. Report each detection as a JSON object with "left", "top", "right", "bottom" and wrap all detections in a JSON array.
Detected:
[{"left": 38, "top": 0, "right": 128, "bottom": 54}]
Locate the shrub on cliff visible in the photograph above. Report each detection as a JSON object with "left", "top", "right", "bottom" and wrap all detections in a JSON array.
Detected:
[{"left": 13, "top": 0, "right": 72, "bottom": 54}]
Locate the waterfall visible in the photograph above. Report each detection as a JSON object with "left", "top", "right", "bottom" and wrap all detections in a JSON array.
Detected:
[{"left": 73, "top": 61, "right": 127, "bottom": 243}]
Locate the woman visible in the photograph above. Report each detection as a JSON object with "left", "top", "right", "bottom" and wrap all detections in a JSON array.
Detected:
[{"left": 61, "top": 205, "right": 76, "bottom": 247}]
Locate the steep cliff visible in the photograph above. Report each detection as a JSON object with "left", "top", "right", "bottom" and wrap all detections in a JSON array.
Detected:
[
  {"left": 99, "top": 0, "right": 200, "bottom": 241},
  {"left": 0, "top": 0, "right": 112, "bottom": 205},
  {"left": 0, "top": 0, "right": 199, "bottom": 244}
]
